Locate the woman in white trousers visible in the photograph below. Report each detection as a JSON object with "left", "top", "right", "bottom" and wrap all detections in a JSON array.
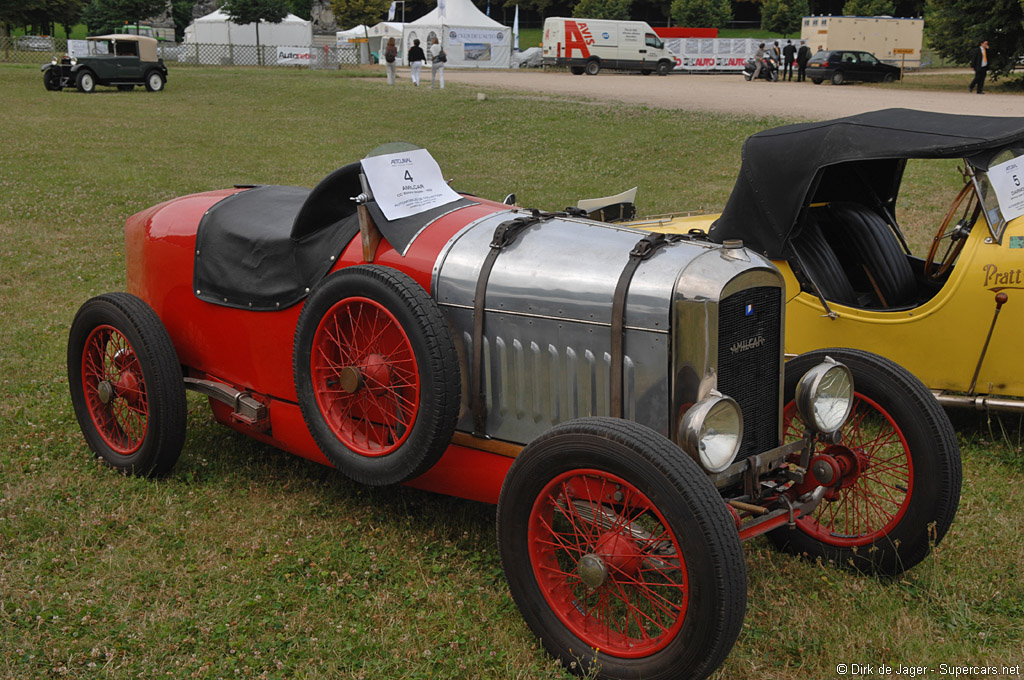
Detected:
[{"left": 407, "top": 39, "right": 425, "bottom": 86}]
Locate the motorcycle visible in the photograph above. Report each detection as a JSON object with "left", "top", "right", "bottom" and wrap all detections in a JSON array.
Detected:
[{"left": 743, "top": 54, "right": 779, "bottom": 81}]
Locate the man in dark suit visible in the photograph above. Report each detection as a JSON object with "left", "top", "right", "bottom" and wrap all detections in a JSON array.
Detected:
[
  {"left": 796, "top": 42, "right": 811, "bottom": 82},
  {"left": 783, "top": 40, "right": 796, "bottom": 80},
  {"left": 969, "top": 39, "right": 989, "bottom": 94}
]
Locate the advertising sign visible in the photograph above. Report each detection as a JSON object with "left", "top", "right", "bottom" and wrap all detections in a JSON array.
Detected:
[{"left": 276, "top": 46, "right": 312, "bottom": 66}]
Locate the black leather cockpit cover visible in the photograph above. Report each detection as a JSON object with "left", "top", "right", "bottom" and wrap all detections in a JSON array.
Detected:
[{"left": 193, "top": 185, "right": 360, "bottom": 311}]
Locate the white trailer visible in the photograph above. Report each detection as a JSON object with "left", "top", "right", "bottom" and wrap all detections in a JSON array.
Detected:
[{"left": 801, "top": 15, "right": 923, "bottom": 67}]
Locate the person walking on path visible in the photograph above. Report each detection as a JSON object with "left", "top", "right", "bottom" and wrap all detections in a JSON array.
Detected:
[
  {"left": 383, "top": 37, "right": 398, "bottom": 85},
  {"left": 408, "top": 38, "right": 425, "bottom": 86},
  {"left": 969, "top": 39, "right": 989, "bottom": 94},
  {"left": 429, "top": 37, "right": 446, "bottom": 89},
  {"left": 783, "top": 40, "right": 796, "bottom": 81},
  {"left": 796, "top": 42, "right": 811, "bottom": 82}
]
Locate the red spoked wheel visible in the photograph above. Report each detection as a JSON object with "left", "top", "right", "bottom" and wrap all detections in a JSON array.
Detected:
[
  {"left": 311, "top": 297, "right": 420, "bottom": 457},
  {"left": 529, "top": 469, "right": 689, "bottom": 657},
  {"left": 499, "top": 418, "right": 746, "bottom": 680},
  {"left": 782, "top": 394, "right": 912, "bottom": 547},
  {"left": 81, "top": 325, "right": 150, "bottom": 455},
  {"left": 68, "top": 293, "right": 186, "bottom": 476},
  {"left": 294, "top": 266, "right": 460, "bottom": 486},
  {"left": 770, "top": 348, "right": 961, "bottom": 575}
]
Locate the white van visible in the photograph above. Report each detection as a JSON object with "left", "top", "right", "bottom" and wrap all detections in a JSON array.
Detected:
[{"left": 542, "top": 17, "right": 677, "bottom": 75}]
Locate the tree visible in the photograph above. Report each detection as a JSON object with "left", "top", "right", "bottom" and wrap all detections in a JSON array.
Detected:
[
  {"left": 670, "top": 0, "right": 730, "bottom": 28},
  {"left": 81, "top": 0, "right": 169, "bottom": 35},
  {"left": 926, "top": 0, "right": 1023, "bottom": 76},
  {"left": 572, "top": 0, "right": 631, "bottom": 20},
  {"left": 329, "top": 0, "right": 388, "bottom": 28},
  {"left": 842, "top": 0, "right": 893, "bottom": 15},
  {"left": 760, "top": 0, "right": 809, "bottom": 35},
  {"left": 222, "top": 0, "right": 289, "bottom": 64}
]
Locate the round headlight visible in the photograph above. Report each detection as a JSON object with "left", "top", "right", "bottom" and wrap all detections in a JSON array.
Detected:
[
  {"left": 70, "top": 56, "right": 78, "bottom": 65},
  {"left": 795, "top": 358, "right": 854, "bottom": 434},
  {"left": 51, "top": 57, "right": 58, "bottom": 65},
  {"left": 678, "top": 393, "right": 743, "bottom": 473}
]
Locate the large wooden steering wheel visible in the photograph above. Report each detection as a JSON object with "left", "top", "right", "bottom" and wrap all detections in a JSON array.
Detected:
[{"left": 924, "top": 183, "right": 982, "bottom": 280}]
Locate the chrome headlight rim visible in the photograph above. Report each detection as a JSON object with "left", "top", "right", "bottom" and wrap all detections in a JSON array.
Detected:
[
  {"left": 678, "top": 392, "right": 744, "bottom": 473},
  {"left": 795, "top": 357, "right": 854, "bottom": 435}
]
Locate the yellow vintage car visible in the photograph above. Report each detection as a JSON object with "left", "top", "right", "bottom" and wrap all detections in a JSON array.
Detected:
[{"left": 625, "top": 109, "right": 1024, "bottom": 415}]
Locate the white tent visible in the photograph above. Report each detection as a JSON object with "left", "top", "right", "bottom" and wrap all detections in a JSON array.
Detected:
[
  {"left": 401, "top": 0, "right": 511, "bottom": 68},
  {"left": 368, "top": 21, "right": 404, "bottom": 59},
  {"left": 336, "top": 24, "right": 371, "bottom": 63},
  {"left": 184, "top": 9, "right": 312, "bottom": 47}
]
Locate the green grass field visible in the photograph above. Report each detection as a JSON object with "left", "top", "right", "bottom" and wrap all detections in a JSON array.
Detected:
[{"left": 1, "top": 63, "right": 1023, "bottom": 680}]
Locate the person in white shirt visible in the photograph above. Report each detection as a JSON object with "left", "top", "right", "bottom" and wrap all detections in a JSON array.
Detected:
[{"left": 429, "top": 37, "right": 446, "bottom": 89}]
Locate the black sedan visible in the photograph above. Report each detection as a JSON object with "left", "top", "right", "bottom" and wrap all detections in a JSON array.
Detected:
[{"left": 806, "top": 50, "right": 901, "bottom": 85}]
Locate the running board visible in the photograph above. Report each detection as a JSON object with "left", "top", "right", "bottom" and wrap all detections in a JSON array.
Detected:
[{"left": 184, "top": 377, "right": 268, "bottom": 424}]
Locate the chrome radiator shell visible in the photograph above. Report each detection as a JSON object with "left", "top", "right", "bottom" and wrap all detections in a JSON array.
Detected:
[{"left": 432, "top": 211, "right": 785, "bottom": 447}]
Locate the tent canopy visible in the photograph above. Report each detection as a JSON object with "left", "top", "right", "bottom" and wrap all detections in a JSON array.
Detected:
[
  {"left": 401, "top": 0, "right": 511, "bottom": 68},
  {"left": 184, "top": 9, "right": 312, "bottom": 46}
]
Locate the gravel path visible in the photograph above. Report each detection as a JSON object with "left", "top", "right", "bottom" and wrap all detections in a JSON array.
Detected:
[{"left": 435, "top": 68, "right": 1021, "bottom": 120}]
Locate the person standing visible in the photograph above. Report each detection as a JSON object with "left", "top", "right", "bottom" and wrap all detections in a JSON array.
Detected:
[
  {"left": 408, "top": 38, "right": 425, "bottom": 86},
  {"left": 796, "top": 41, "right": 811, "bottom": 82},
  {"left": 782, "top": 39, "right": 796, "bottom": 81},
  {"left": 969, "top": 39, "right": 989, "bottom": 94},
  {"left": 383, "top": 37, "right": 398, "bottom": 85},
  {"left": 751, "top": 42, "right": 765, "bottom": 81},
  {"left": 429, "top": 37, "right": 446, "bottom": 89}
]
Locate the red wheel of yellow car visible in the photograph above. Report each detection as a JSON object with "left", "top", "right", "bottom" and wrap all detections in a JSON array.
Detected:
[
  {"left": 925, "top": 182, "right": 980, "bottom": 280},
  {"left": 770, "top": 349, "right": 961, "bottom": 575},
  {"left": 498, "top": 418, "right": 746, "bottom": 680},
  {"left": 67, "top": 293, "right": 186, "bottom": 476},
  {"left": 294, "top": 266, "right": 460, "bottom": 486}
]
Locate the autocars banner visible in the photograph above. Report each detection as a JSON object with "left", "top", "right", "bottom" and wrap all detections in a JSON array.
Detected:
[
  {"left": 276, "top": 46, "right": 312, "bottom": 66},
  {"left": 663, "top": 38, "right": 807, "bottom": 72}
]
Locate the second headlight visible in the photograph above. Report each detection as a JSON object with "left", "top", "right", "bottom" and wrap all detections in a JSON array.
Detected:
[
  {"left": 795, "top": 357, "right": 854, "bottom": 434},
  {"left": 678, "top": 392, "right": 743, "bottom": 473}
]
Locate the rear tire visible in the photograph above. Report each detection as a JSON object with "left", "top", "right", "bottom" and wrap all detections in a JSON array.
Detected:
[
  {"left": 570, "top": 66, "right": 584, "bottom": 75},
  {"left": 769, "top": 349, "right": 961, "bottom": 575},
  {"left": 584, "top": 59, "right": 600, "bottom": 76},
  {"left": 145, "top": 70, "right": 165, "bottom": 92},
  {"left": 67, "top": 293, "right": 186, "bottom": 477},
  {"left": 812, "top": 78, "right": 823, "bottom": 84},
  {"left": 293, "top": 266, "right": 460, "bottom": 486},
  {"left": 498, "top": 418, "right": 746, "bottom": 680},
  {"left": 831, "top": 70, "right": 844, "bottom": 85}
]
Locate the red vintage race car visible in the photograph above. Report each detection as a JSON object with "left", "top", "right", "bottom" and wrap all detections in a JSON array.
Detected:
[{"left": 67, "top": 145, "right": 960, "bottom": 680}]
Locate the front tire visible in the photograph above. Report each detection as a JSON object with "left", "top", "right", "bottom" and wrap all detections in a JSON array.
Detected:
[
  {"left": 498, "top": 418, "right": 746, "bottom": 680},
  {"left": 656, "top": 60, "right": 671, "bottom": 76},
  {"left": 75, "top": 70, "right": 95, "bottom": 93},
  {"left": 145, "top": 71, "right": 165, "bottom": 92},
  {"left": 769, "top": 349, "right": 961, "bottom": 575},
  {"left": 293, "top": 265, "right": 460, "bottom": 486},
  {"left": 43, "top": 68, "right": 61, "bottom": 91},
  {"left": 67, "top": 293, "right": 186, "bottom": 477},
  {"left": 882, "top": 73, "right": 895, "bottom": 83}
]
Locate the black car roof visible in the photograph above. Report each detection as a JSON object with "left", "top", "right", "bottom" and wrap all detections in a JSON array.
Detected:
[{"left": 708, "top": 108, "right": 1024, "bottom": 258}]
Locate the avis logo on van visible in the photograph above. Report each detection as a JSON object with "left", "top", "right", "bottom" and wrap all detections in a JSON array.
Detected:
[{"left": 564, "top": 20, "right": 595, "bottom": 58}]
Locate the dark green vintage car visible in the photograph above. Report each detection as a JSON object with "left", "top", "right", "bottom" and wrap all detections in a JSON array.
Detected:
[{"left": 42, "top": 34, "right": 168, "bottom": 93}]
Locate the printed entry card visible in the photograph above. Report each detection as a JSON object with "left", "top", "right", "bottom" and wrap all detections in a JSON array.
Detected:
[
  {"left": 361, "top": 148, "right": 461, "bottom": 221},
  {"left": 988, "top": 156, "right": 1024, "bottom": 224}
]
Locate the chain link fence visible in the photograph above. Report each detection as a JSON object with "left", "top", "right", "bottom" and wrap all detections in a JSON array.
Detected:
[{"left": 0, "top": 36, "right": 369, "bottom": 68}]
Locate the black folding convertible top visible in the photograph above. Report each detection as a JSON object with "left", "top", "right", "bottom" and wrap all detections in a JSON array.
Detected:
[{"left": 708, "top": 109, "right": 1024, "bottom": 259}]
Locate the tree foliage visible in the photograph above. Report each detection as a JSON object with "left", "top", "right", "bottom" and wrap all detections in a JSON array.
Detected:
[
  {"left": 670, "top": 0, "right": 730, "bottom": 28},
  {"left": 81, "top": 0, "right": 168, "bottom": 35},
  {"left": 572, "top": 0, "right": 632, "bottom": 20},
  {"left": 926, "top": 0, "right": 1023, "bottom": 76},
  {"left": 760, "top": 0, "right": 808, "bottom": 35},
  {"left": 329, "top": 0, "right": 389, "bottom": 28},
  {"left": 842, "top": 0, "right": 893, "bottom": 15}
]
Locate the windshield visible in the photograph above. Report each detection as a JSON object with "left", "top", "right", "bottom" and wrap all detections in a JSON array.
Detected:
[{"left": 974, "top": 147, "right": 1024, "bottom": 241}]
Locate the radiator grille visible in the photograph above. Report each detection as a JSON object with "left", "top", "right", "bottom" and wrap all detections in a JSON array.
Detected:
[{"left": 716, "top": 286, "right": 782, "bottom": 461}]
